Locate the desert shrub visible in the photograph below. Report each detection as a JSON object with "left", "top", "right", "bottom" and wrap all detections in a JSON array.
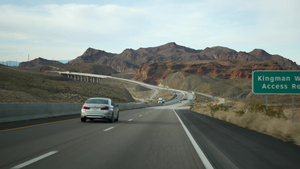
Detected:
[
  {"left": 210, "top": 104, "right": 229, "bottom": 112},
  {"left": 190, "top": 104, "right": 194, "bottom": 110},
  {"left": 236, "top": 113, "right": 258, "bottom": 128},
  {"left": 249, "top": 104, "right": 266, "bottom": 113},
  {"left": 249, "top": 104, "right": 285, "bottom": 119},
  {"left": 235, "top": 110, "right": 245, "bottom": 116},
  {"left": 282, "top": 124, "right": 300, "bottom": 144},
  {"left": 213, "top": 111, "right": 237, "bottom": 123},
  {"left": 193, "top": 101, "right": 300, "bottom": 145},
  {"left": 266, "top": 106, "right": 285, "bottom": 118}
]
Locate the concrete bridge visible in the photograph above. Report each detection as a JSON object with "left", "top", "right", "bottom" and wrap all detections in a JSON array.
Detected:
[{"left": 58, "top": 72, "right": 107, "bottom": 83}]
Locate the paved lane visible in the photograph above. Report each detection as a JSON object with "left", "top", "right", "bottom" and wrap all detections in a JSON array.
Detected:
[
  {"left": 2, "top": 105, "right": 300, "bottom": 169},
  {"left": 0, "top": 108, "right": 205, "bottom": 169},
  {"left": 176, "top": 109, "right": 300, "bottom": 169}
]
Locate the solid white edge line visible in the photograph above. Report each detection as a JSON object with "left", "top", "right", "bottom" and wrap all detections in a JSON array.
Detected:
[
  {"left": 173, "top": 109, "right": 214, "bottom": 169},
  {"left": 11, "top": 151, "right": 58, "bottom": 169},
  {"left": 103, "top": 127, "right": 114, "bottom": 132}
]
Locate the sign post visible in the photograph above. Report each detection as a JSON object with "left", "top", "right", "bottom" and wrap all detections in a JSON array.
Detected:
[
  {"left": 252, "top": 71, "right": 300, "bottom": 122},
  {"left": 292, "top": 94, "right": 294, "bottom": 123},
  {"left": 266, "top": 95, "right": 268, "bottom": 114}
]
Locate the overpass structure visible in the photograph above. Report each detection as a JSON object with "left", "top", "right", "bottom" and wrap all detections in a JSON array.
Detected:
[
  {"left": 59, "top": 72, "right": 104, "bottom": 83},
  {"left": 58, "top": 71, "right": 223, "bottom": 104},
  {"left": 58, "top": 71, "right": 190, "bottom": 103}
]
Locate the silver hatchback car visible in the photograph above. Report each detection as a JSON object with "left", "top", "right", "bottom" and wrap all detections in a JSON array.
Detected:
[{"left": 81, "top": 97, "right": 119, "bottom": 123}]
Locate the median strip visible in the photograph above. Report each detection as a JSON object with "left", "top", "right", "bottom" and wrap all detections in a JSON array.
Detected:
[
  {"left": 11, "top": 151, "right": 58, "bottom": 169},
  {"left": 0, "top": 118, "right": 78, "bottom": 133}
]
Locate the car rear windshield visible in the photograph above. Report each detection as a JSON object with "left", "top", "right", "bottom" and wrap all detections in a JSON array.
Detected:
[{"left": 86, "top": 99, "right": 109, "bottom": 104}]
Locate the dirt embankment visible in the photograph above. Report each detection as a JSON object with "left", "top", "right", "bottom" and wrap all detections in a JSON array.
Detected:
[
  {"left": 0, "top": 65, "right": 134, "bottom": 103},
  {"left": 191, "top": 99, "right": 300, "bottom": 146}
]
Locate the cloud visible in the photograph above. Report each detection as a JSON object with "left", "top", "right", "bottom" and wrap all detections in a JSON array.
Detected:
[
  {"left": 0, "top": 4, "right": 143, "bottom": 42},
  {"left": 1, "top": 1, "right": 298, "bottom": 45},
  {"left": 0, "top": 0, "right": 299, "bottom": 63}
]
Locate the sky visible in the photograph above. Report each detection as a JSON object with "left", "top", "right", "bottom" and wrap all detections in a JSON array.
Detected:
[{"left": 0, "top": 0, "right": 299, "bottom": 64}]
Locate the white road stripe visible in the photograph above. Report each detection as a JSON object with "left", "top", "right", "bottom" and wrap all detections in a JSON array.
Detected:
[
  {"left": 128, "top": 119, "right": 133, "bottom": 121},
  {"left": 139, "top": 115, "right": 143, "bottom": 117},
  {"left": 11, "top": 151, "right": 58, "bottom": 169},
  {"left": 173, "top": 109, "right": 214, "bottom": 169},
  {"left": 103, "top": 127, "right": 114, "bottom": 132}
]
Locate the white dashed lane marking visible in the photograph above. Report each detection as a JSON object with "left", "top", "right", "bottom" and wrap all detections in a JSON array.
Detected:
[
  {"left": 103, "top": 127, "right": 114, "bottom": 132},
  {"left": 11, "top": 151, "right": 58, "bottom": 169}
]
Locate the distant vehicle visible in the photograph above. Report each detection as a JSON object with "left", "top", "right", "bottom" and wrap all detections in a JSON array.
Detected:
[
  {"left": 81, "top": 97, "right": 119, "bottom": 123},
  {"left": 158, "top": 97, "right": 165, "bottom": 104}
]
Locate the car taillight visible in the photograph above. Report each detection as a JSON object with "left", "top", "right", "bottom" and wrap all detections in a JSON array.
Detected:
[
  {"left": 82, "top": 106, "right": 90, "bottom": 109},
  {"left": 100, "top": 106, "right": 109, "bottom": 110}
]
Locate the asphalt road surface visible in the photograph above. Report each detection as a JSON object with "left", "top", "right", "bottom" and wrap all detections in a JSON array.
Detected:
[
  {"left": 0, "top": 107, "right": 205, "bottom": 169},
  {"left": 176, "top": 109, "right": 300, "bottom": 169},
  {"left": 1, "top": 104, "right": 300, "bottom": 169}
]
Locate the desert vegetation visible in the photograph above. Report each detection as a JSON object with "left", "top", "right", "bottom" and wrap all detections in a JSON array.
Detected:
[
  {"left": 0, "top": 65, "right": 134, "bottom": 103},
  {"left": 191, "top": 98, "right": 300, "bottom": 145},
  {"left": 0, "top": 65, "right": 173, "bottom": 104},
  {"left": 164, "top": 71, "right": 300, "bottom": 145}
]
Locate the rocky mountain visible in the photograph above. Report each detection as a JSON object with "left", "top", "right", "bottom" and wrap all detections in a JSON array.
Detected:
[
  {"left": 68, "top": 48, "right": 132, "bottom": 72},
  {"left": 19, "top": 43, "right": 298, "bottom": 83},
  {"left": 19, "top": 57, "right": 118, "bottom": 75},
  {"left": 19, "top": 57, "right": 63, "bottom": 68},
  {"left": 68, "top": 42, "right": 298, "bottom": 72},
  {"left": 68, "top": 48, "right": 116, "bottom": 64},
  {"left": 63, "top": 63, "right": 118, "bottom": 75},
  {"left": 133, "top": 60, "right": 283, "bottom": 85}
]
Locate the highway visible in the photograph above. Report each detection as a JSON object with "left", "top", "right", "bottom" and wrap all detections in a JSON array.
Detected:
[
  {"left": 1, "top": 105, "right": 205, "bottom": 169},
  {"left": 1, "top": 99, "right": 300, "bottom": 169}
]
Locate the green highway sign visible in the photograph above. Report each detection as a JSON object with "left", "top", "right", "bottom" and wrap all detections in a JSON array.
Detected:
[{"left": 252, "top": 71, "right": 300, "bottom": 94}]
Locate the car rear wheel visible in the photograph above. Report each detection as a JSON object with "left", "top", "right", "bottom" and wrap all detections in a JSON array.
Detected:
[
  {"left": 109, "top": 113, "right": 114, "bottom": 123},
  {"left": 81, "top": 118, "right": 86, "bottom": 122},
  {"left": 115, "top": 112, "right": 119, "bottom": 121}
]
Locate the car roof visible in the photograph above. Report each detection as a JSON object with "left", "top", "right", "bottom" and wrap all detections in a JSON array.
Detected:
[{"left": 87, "top": 97, "right": 111, "bottom": 100}]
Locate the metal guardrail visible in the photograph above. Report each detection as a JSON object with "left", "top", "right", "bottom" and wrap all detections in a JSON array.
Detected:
[{"left": 0, "top": 103, "right": 162, "bottom": 123}]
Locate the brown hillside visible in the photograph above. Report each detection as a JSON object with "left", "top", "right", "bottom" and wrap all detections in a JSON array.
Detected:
[
  {"left": 69, "top": 48, "right": 133, "bottom": 72},
  {"left": 68, "top": 47, "right": 117, "bottom": 64},
  {"left": 133, "top": 60, "right": 283, "bottom": 84},
  {"left": 19, "top": 57, "right": 63, "bottom": 68},
  {"left": 19, "top": 57, "right": 118, "bottom": 75},
  {"left": 0, "top": 65, "right": 134, "bottom": 103},
  {"left": 68, "top": 42, "right": 298, "bottom": 73}
]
